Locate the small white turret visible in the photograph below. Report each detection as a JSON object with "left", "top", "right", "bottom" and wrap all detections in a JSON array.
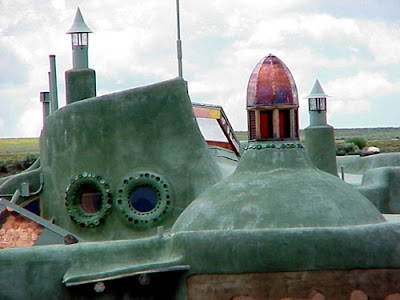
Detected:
[
  {"left": 304, "top": 79, "right": 338, "bottom": 176},
  {"left": 65, "top": 8, "right": 96, "bottom": 105},
  {"left": 307, "top": 79, "right": 329, "bottom": 126},
  {"left": 66, "top": 8, "right": 93, "bottom": 69}
]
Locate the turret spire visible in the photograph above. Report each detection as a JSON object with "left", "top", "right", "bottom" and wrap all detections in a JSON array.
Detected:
[
  {"left": 65, "top": 8, "right": 96, "bottom": 104},
  {"left": 66, "top": 8, "right": 93, "bottom": 69},
  {"left": 67, "top": 7, "right": 93, "bottom": 35}
]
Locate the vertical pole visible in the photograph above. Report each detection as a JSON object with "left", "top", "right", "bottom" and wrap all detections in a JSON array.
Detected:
[
  {"left": 176, "top": 0, "right": 183, "bottom": 78},
  {"left": 272, "top": 109, "right": 280, "bottom": 139},
  {"left": 48, "top": 72, "right": 52, "bottom": 112},
  {"left": 255, "top": 110, "right": 261, "bottom": 140},
  {"left": 40, "top": 92, "right": 50, "bottom": 127},
  {"left": 49, "top": 55, "right": 59, "bottom": 113},
  {"left": 290, "top": 108, "right": 296, "bottom": 139}
]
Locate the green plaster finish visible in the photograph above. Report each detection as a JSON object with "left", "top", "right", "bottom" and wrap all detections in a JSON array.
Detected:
[
  {"left": 208, "top": 146, "right": 238, "bottom": 178},
  {"left": 172, "top": 223, "right": 400, "bottom": 275},
  {"left": 0, "top": 237, "right": 183, "bottom": 299},
  {"left": 1, "top": 73, "right": 400, "bottom": 298},
  {"left": 40, "top": 78, "right": 222, "bottom": 241},
  {"left": 172, "top": 142, "right": 384, "bottom": 231},
  {"left": 65, "top": 172, "right": 113, "bottom": 227},
  {"left": 245, "top": 142, "right": 303, "bottom": 150},
  {"left": 336, "top": 154, "right": 400, "bottom": 213},
  {"left": 72, "top": 46, "right": 89, "bottom": 69},
  {"left": 65, "top": 68, "right": 96, "bottom": 104},
  {"left": 0, "top": 138, "right": 399, "bottom": 298},
  {"left": 304, "top": 125, "right": 338, "bottom": 176},
  {"left": 0, "top": 168, "right": 42, "bottom": 205},
  {"left": 115, "top": 171, "right": 174, "bottom": 228},
  {"left": 1, "top": 221, "right": 400, "bottom": 299},
  {"left": 309, "top": 110, "right": 327, "bottom": 126},
  {"left": 337, "top": 153, "right": 400, "bottom": 174},
  {"left": 239, "top": 140, "right": 248, "bottom": 155},
  {"left": 357, "top": 167, "right": 400, "bottom": 213}
]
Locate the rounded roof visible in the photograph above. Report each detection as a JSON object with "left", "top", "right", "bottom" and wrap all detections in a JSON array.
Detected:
[
  {"left": 172, "top": 145, "right": 385, "bottom": 232},
  {"left": 247, "top": 54, "right": 298, "bottom": 108}
]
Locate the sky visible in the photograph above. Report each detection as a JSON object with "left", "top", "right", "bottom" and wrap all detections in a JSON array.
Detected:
[{"left": 0, "top": 0, "right": 399, "bottom": 137}]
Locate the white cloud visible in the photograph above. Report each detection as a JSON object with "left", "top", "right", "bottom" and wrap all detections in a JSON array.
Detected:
[
  {"left": 325, "top": 71, "right": 400, "bottom": 124},
  {"left": 364, "top": 21, "right": 400, "bottom": 65},
  {"left": 328, "top": 72, "right": 397, "bottom": 100},
  {"left": 0, "top": 1, "right": 399, "bottom": 136},
  {"left": 15, "top": 98, "right": 43, "bottom": 138}
]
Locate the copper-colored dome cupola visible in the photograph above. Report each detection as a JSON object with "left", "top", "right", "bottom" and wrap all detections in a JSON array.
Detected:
[{"left": 247, "top": 54, "right": 299, "bottom": 141}]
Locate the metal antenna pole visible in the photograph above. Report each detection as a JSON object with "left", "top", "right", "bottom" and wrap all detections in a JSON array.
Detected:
[
  {"left": 49, "top": 55, "right": 59, "bottom": 113},
  {"left": 176, "top": 0, "right": 183, "bottom": 78}
]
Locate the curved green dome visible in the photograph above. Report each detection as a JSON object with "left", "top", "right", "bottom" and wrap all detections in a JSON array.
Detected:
[{"left": 172, "top": 142, "right": 385, "bottom": 232}]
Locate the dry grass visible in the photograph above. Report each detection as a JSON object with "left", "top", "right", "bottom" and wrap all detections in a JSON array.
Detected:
[
  {"left": 235, "top": 128, "right": 400, "bottom": 153},
  {"left": 0, "top": 138, "right": 39, "bottom": 163}
]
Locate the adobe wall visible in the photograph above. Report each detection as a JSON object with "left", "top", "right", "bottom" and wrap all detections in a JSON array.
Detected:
[{"left": 187, "top": 270, "right": 400, "bottom": 300}]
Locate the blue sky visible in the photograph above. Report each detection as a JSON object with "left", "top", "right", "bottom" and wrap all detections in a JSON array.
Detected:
[{"left": 0, "top": 0, "right": 399, "bottom": 137}]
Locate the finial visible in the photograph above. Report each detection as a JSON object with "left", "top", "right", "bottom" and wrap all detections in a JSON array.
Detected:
[
  {"left": 66, "top": 7, "right": 93, "bottom": 34},
  {"left": 307, "top": 79, "right": 329, "bottom": 98}
]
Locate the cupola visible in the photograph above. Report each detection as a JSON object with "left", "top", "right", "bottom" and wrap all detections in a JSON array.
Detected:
[
  {"left": 66, "top": 7, "right": 93, "bottom": 69},
  {"left": 247, "top": 54, "right": 299, "bottom": 141},
  {"left": 304, "top": 79, "right": 337, "bottom": 176},
  {"left": 307, "top": 79, "right": 329, "bottom": 126},
  {"left": 65, "top": 8, "right": 96, "bottom": 105}
]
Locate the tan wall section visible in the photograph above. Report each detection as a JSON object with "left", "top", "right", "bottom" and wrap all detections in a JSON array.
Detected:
[{"left": 187, "top": 270, "right": 400, "bottom": 300}]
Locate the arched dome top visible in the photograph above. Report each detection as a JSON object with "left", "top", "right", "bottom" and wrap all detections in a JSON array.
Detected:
[
  {"left": 247, "top": 54, "right": 298, "bottom": 108},
  {"left": 172, "top": 145, "right": 385, "bottom": 232}
]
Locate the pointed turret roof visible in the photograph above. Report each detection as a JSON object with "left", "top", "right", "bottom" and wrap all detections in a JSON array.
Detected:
[
  {"left": 307, "top": 79, "right": 329, "bottom": 98},
  {"left": 66, "top": 7, "right": 93, "bottom": 34}
]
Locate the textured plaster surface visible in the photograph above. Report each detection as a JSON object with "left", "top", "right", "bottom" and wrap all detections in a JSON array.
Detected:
[
  {"left": 187, "top": 269, "right": 400, "bottom": 300},
  {"left": 1, "top": 78, "right": 400, "bottom": 298},
  {"left": 65, "top": 68, "right": 96, "bottom": 104},
  {"left": 0, "top": 237, "right": 182, "bottom": 299},
  {"left": 172, "top": 144, "right": 384, "bottom": 231},
  {"left": 337, "top": 154, "right": 400, "bottom": 213},
  {"left": 2, "top": 221, "right": 400, "bottom": 298},
  {"left": 337, "top": 153, "right": 400, "bottom": 174},
  {"left": 304, "top": 125, "right": 338, "bottom": 176},
  {"left": 172, "top": 223, "right": 400, "bottom": 275},
  {"left": 358, "top": 167, "right": 400, "bottom": 213},
  {"left": 40, "top": 78, "right": 222, "bottom": 241}
]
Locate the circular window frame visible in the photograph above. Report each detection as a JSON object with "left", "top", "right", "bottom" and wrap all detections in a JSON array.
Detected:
[
  {"left": 65, "top": 172, "right": 112, "bottom": 227},
  {"left": 116, "top": 171, "right": 174, "bottom": 228}
]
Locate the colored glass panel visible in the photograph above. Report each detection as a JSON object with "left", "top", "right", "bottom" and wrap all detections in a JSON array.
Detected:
[
  {"left": 247, "top": 54, "right": 298, "bottom": 108},
  {"left": 260, "top": 111, "right": 272, "bottom": 139},
  {"left": 80, "top": 184, "right": 102, "bottom": 214},
  {"left": 129, "top": 187, "right": 158, "bottom": 212}
]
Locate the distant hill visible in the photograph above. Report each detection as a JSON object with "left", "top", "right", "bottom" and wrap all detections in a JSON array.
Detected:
[
  {"left": 1, "top": 128, "right": 400, "bottom": 177},
  {"left": 235, "top": 128, "right": 400, "bottom": 153},
  {"left": 235, "top": 128, "right": 400, "bottom": 141}
]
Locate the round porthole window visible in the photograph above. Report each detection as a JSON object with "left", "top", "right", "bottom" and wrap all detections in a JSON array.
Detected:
[
  {"left": 116, "top": 171, "right": 174, "bottom": 228},
  {"left": 129, "top": 186, "right": 158, "bottom": 212},
  {"left": 80, "top": 184, "right": 102, "bottom": 214},
  {"left": 65, "top": 173, "right": 112, "bottom": 227}
]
